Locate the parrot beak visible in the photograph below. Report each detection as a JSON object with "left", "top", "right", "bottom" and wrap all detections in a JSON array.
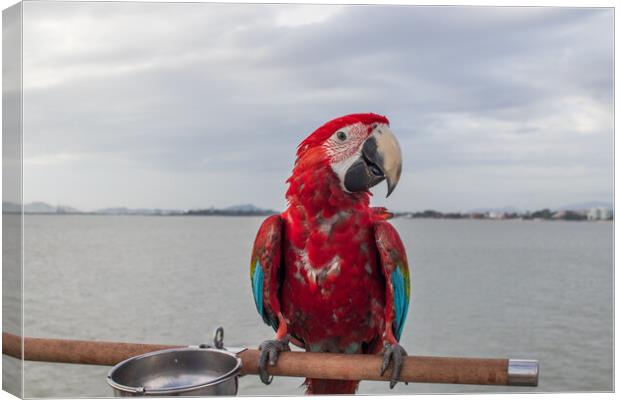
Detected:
[{"left": 344, "top": 126, "right": 402, "bottom": 197}]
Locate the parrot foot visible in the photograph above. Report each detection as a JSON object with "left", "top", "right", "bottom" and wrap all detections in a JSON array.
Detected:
[
  {"left": 380, "top": 342, "right": 408, "bottom": 389},
  {"left": 257, "top": 336, "right": 291, "bottom": 385}
]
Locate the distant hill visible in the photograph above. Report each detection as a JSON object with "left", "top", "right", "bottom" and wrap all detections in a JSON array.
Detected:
[
  {"left": 55, "top": 205, "right": 81, "bottom": 214},
  {"left": 3, "top": 201, "right": 277, "bottom": 216},
  {"left": 25, "top": 201, "right": 57, "bottom": 213},
  {"left": 3, "top": 201, "right": 20, "bottom": 213},
  {"left": 3, "top": 201, "right": 82, "bottom": 214}
]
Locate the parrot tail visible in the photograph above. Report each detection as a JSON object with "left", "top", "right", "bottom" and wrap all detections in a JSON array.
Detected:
[{"left": 304, "top": 378, "right": 359, "bottom": 395}]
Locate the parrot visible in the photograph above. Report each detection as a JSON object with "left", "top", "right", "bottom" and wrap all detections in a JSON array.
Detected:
[{"left": 249, "top": 113, "right": 410, "bottom": 395}]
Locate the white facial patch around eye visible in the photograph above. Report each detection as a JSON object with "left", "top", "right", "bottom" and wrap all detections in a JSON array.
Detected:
[
  {"left": 323, "top": 122, "right": 372, "bottom": 192},
  {"left": 324, "top": 125, "right": 353, "bottom": 157},
  {"left": 330, "top": 151, "right": 361, "bottom": 193},
  {"left": 324, "top": 123, "right": 366, "bottom": 161}
]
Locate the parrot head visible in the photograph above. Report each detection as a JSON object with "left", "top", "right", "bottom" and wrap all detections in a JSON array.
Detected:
[{"left": 296, "top": 113, "right": 402, "bottom": 197}]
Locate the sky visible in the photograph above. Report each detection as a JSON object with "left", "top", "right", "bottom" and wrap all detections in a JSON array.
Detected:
[{"left": 16, "top": 2, "right": 613, "bottom": 212}]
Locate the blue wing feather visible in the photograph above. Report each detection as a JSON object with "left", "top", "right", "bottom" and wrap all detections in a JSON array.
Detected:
[
  {"left": 252, "top": 262, "right": 264, "bottom": 317},
  {"left": 251, "top": 261, "right": 279, "bottom": 330},
  {"left": 391, "top": 267, "right": 409, "bottom": 341}
]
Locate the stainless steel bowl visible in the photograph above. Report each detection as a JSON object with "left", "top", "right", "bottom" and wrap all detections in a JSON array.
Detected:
[{"left": 107, "top": 347, "right": 242, "bottom": 396}]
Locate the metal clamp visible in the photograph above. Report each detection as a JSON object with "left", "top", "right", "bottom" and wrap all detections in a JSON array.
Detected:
[
  {"left": 213, "top": 326, "right": 224, "bottom": 349},
  {"left": 196, "top": 326, "right": 246, "bottom": 355}
]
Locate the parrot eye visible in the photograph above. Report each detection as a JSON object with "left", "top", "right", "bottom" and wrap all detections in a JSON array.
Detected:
[{"left": 336, "top": 131, "right": 347, "bottom": 141}]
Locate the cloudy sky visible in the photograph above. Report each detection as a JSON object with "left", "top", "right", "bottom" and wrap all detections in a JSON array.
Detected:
[{"left": 19, "top": 2, "right": 613, "bottom": 212}]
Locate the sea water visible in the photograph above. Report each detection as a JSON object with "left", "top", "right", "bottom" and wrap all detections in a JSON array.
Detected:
[{"left": 3, "top": 215, "right": 612, "bottom": 396}]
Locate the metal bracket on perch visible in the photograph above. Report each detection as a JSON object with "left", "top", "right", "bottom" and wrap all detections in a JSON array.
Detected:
[
  {"left": 194, "top": 326, "right": 247, "bottom": 355},
  {"left": 508, "top": 359, "right": 539, "bottom": 386}
]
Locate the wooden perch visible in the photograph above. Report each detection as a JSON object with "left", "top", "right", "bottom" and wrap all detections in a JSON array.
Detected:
[{"left": 2, "top": 332, "right": 538, "bottom": 386}]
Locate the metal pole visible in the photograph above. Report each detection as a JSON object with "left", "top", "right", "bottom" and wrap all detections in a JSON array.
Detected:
[{"left": 2, "top": 332, "right": 538, "bottom": 386}]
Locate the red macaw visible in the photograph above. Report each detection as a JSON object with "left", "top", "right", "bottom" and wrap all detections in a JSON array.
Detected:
[{"left": 250, "top": 113, "right": 410, "bottom": 394}]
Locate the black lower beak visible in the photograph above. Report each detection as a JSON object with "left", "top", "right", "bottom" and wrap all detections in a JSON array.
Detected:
[{"left": 343, "top": 137, "right": 385, "bottom": 193}]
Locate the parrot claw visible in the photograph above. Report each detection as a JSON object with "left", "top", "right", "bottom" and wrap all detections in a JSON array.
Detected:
[
  {"left": 257, "top": 336, "right": 291, "bottom": 385},
  {"left": 380, "top": 342, "right": 408, "bottom": 389}
]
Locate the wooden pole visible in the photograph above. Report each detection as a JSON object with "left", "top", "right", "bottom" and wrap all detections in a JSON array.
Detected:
[{"left": 2, "top": 332, "right": 537, "bottom": 386}]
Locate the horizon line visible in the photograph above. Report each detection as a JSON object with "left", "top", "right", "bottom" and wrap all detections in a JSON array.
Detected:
[{"left": 5, "top": 200, "right": 615, "bottom": 215}]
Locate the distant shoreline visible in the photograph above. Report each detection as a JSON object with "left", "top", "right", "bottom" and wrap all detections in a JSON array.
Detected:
[
  {"left": 2, "top": 211, "right": 273, "bottom": 217},
  {"left": 3, "top": 201, "right": 613, "bottom": 221},
  {"left": 3, "top": 212, "right": 613, "bottom": 222}
]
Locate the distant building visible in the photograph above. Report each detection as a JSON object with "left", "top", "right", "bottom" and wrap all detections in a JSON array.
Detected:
[
  {"left": 600, "top": 208, "right": 613, "bottom": 220},
  {"left": 587, "top": 208, "right": 599, "bottom": 220},
  {"left": 552, "top": 211, "right": 566, "bottom": 219},
  {"left": 488, "top": 211, "right": 506, "bottom": 219},
  {"left": 587, "top": 207, "right": 613, "bottom": 221}
]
